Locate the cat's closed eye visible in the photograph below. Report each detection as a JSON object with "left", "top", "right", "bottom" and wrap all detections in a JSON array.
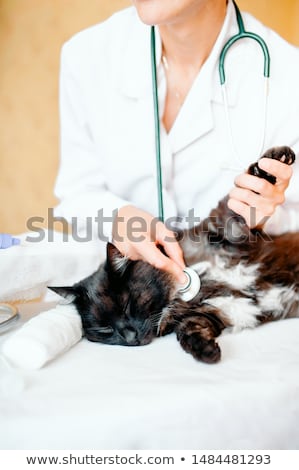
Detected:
[{"left": 89, "top": 326, "right": 114, "bottom": 335}]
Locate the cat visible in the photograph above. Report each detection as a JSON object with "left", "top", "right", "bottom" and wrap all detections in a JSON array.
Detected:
[{"left": 50, "top": 146, "right": 299, "bottom": 364}]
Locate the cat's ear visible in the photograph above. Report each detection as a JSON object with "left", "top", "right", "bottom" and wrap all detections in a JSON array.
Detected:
[
  {"left": 106, "top": 242, "right": 129, "bottom": 276},
  {"left": 47, "top": 286, "right": 77, "bottom": 304}
]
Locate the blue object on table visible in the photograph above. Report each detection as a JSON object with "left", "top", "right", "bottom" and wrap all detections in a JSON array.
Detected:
[{"left": 0, "top": 234, "right": 21, "bottom": 249}]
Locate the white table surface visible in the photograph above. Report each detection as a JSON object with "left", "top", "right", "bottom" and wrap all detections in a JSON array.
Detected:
[{"left": 0, "top": 301, "right": 299, "bottom": 450}]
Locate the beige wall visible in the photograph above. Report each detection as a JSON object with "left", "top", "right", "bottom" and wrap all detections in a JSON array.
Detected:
[
  {"left": 1, "top": 0, "right": 298, "bottom": 234},
  {"left": 240, "top": 0, "right": 299, "bottom": 45}
]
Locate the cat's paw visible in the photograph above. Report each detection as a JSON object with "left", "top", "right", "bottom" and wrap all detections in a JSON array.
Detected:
[
  {"left": 262, "top": 146, "right": 296, "bottom": 165},
  {"left": 247, "top": 146, "right": 295, "bottom": 185},
  {"left": 179, "top": 332, "right": 221, "bottom": 364}
]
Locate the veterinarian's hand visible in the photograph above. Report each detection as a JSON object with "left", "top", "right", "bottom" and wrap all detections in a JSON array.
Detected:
[
  {"left": 112, "top": 205, "right": 186, "bottom": 284},
  {"left": 228, "top": 158, "right": 293, "bottom": 228}
]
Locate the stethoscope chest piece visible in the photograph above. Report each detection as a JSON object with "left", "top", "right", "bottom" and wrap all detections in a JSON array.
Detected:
[
  {"left": 0, "top": 304, "right": 20, "bottom": 332},
  {"left": 178, "top": 268, "right": 201, "bottom": 302}
]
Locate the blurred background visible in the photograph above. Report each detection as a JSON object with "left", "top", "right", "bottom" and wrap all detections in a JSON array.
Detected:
[{"left": 1, "top": 0, "right": 299, "bottom": 234}]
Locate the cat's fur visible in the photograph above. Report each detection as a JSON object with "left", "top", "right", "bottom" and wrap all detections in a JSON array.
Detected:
[{"left": 50, "top": 146, "right": 299, "bottom": 363}]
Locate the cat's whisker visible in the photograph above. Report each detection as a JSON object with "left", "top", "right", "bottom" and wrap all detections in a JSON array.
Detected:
[
  {"left": 142, "top": 318, "right": 153, "bottom": 333},
  {"left": 148, "top": 311, "right": 164, "bottom": 326},
  {"left": 156, "top": 307, "right": 175, "bottom": 335},
  {"left": 149, "top": 312, "right": 162, "bottom": 319}
]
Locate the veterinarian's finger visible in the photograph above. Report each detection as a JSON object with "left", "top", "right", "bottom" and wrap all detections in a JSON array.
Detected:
[
  {"left": 155, "top": 224, "right": 185, "bottom": 270},
  {"left": 142, "top": 244, "right": 187, "bottom": 284},
  {"left": 229, "top": 187, "right": 278, "bottom": 212},
  {"left": 234, "top": 173, "right": 277, "bottom": 198},
  {"left": 258, "top": 158, "right": 293, "bottom": 186},
  {"left": 161, "top": 240, "right": 186, "bottom": 271},
  {"left": 227, "top": 197, "right": 272, "bottom": 228}
]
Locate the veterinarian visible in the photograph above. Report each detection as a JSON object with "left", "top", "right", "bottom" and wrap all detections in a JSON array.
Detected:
[{"left": 55, "top": 0, "right": 299, "bottom": 283}]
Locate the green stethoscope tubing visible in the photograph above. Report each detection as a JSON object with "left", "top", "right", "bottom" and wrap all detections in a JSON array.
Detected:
[
  {"left": 151, "top": 0, "right": 271, "bottom": 223},
  {"left": 151, "top": 25, "right": 164, "bottom": 222},
  {"left": 219, "top": 0, "right": 270, "bottom": 85}
]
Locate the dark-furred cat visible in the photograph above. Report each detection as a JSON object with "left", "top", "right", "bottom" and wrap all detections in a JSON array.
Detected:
[{"left": 50, "top": 146, "right": 299, "bottom": 363}]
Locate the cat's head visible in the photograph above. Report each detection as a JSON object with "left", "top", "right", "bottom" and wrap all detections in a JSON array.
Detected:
[{"left": 49, "top": 243, "right": 176, "bottom": 346}]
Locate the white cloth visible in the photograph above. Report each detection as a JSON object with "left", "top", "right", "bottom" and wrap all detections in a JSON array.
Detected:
[
  {"left": 1, "top": 304, "right": 82, "bottom": 369},
  {"left": 0, "top": 231, "right": 103, "bottom": 302},
  {"left": 0, "top": 300, "right": 298, "bottom": 449},
  {"left": 55, "top": 0, "right": 299, "bottom": 239}
]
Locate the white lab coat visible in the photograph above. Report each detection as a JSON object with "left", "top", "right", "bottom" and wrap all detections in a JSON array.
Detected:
[{"left": 55, "top": 0, "right": 299, "bottom": 242}]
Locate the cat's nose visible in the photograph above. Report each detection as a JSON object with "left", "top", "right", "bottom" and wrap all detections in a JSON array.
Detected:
[{"left": 121, "top": 327, "right": 138, "bottom": 345}]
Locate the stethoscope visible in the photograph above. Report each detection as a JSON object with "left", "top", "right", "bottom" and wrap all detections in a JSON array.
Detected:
[
  {"left": 151, "top": 0, "right": 270, "bottom": 223},
  {"left": 150, "top": 0, "right": 271, "bottom": 300}
]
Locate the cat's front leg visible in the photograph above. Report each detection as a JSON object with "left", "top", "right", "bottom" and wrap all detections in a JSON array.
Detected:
[{"left": 159, "top": 300, "right": 225, "bottom": 363}]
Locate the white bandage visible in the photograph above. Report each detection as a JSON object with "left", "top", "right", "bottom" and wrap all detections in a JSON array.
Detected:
[{"left": 1, "top": 304, "right": 82, "bottom": 369}]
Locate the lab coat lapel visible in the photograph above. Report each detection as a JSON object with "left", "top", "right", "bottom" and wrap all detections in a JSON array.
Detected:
[
  {"left": 120, "top": 15, "right": 160, "bottom": 99},
  {"left": 118, "top": 20, "right": 175, "bottom": 190},
  {"left": 168, "top": 68, "right": 214, "bottom": 154},
  {"left": 118, "top": 18, "right": 214, "bottom": 155},
  {"left": 168, "top": 0, "right": 239, "bottom": 154},
  {"left": 118, "top": 0, "right": 239, "bottom": 155}
]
